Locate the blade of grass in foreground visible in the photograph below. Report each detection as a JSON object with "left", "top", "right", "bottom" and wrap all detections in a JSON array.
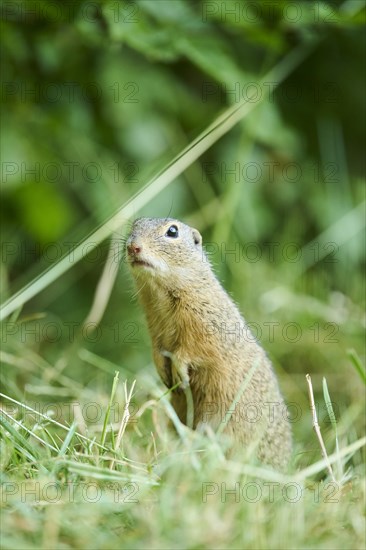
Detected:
[
  {"left": 323, "top": 377, "right": 343, "bottom": 480},
  {"left": 100, "top": 371, "right": 120, "bottom": 447},
  {"left": 58, "top": 421, "right": 78, "bottom": 457}
]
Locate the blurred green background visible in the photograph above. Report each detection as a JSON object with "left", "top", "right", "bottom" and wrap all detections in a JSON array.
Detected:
[{"left": 1, "top": 0, "right": 365, "bottom": 449}]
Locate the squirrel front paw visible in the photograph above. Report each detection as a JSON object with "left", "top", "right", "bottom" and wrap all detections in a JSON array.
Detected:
[
  {"left": 171, "top": 365, "right": 190, "bottom": 393},
  {"left": 161, "top": 350, "right": 190, "bottom": 393}
]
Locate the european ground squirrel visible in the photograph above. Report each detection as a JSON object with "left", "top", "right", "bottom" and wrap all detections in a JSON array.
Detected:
[{"left": 126, "top": 217, "right": 292, "bottom": 470}]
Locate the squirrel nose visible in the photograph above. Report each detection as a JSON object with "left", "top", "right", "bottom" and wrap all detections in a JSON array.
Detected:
[{"left": 127, "top": 242, "right": 142, "bottom": 255}]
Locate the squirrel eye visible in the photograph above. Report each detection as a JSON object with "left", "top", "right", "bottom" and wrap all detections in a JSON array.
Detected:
[{"left": 165, "top": 225, "right": 179, "bottom": 238}]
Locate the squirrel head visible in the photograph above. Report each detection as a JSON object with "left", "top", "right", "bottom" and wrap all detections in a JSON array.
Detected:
[{"left": 126, "top": 217, "right": 210, "bottom": 290}]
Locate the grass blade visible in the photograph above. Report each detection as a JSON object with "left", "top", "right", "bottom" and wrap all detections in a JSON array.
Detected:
[
  {"left": 100, "top": 371, "right": 120, "bottom": 447},
  {"left": 58, "top": 421, "right": 78, "bottom": 457},
  {"left": 0, "top": 412, "right": 40, "bottom": 460},
  {"left": 323, "top": 377, "right": 343, "bottom": 480},
  {"left": 347, "top": 348, "right": 366, "bottom": 384}
]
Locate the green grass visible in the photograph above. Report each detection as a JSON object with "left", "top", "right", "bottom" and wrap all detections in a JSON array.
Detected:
[{"left": 0, "top": 345, "right": 365, "bottom": 549}]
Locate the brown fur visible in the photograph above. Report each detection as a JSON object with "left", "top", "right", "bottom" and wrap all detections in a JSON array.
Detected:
[{"left": 126, "top": 217, "right": 292, "bottom": 470}]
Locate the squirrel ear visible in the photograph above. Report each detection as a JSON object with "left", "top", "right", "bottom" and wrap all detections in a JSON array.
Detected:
[{"left": 192, "top": 228, "right": 202, "bottom": 246}]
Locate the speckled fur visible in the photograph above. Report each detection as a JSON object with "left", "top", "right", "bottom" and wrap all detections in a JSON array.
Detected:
[{"left": 126, "top": 217, "right": 292, "bottom": 470}]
